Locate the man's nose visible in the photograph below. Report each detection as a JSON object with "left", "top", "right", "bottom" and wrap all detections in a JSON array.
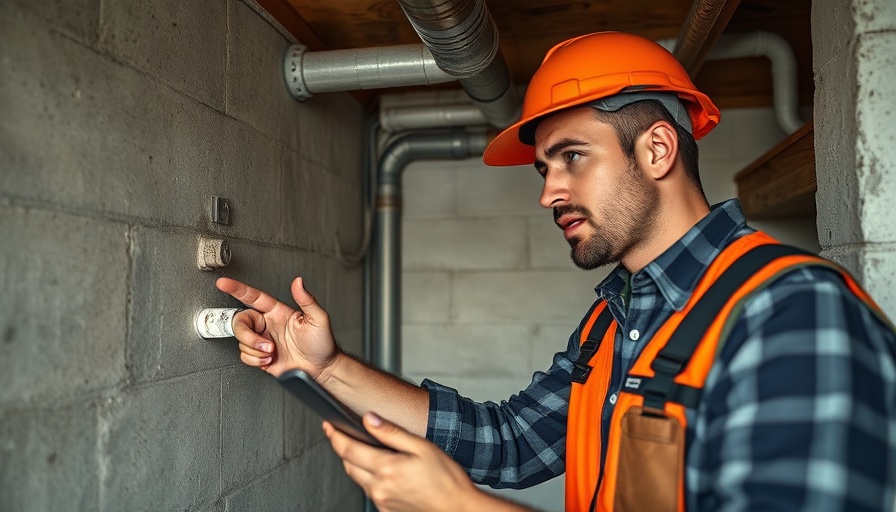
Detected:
[{"left": 539, "top": 173, "right": 570, "bottom": 209}]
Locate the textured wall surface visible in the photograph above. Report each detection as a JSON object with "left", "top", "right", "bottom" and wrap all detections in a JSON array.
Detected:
[
  {"left": 0, "top": 1, "right": 365, "bottom": 510},
  {"left": 814, "top": 0, "right": 896, "bottom": 318},
  {"left": 400, "top": 108, "right": 817, "bottom": 511}
]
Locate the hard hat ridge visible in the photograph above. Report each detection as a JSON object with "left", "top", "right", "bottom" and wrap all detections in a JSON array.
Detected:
[{"left": 483, "top": 31, "right": 720, "bottom": 166}]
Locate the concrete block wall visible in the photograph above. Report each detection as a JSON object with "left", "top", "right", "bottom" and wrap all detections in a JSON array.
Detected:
[
  {"left": 813, "top": 0, "right": 896, "bottom": 319},
  {"left": 400, "top": 108, "right": 818, "bottom": 511},
  {"left": 0, "top": 1, "right": 364, "bottom": 511}
]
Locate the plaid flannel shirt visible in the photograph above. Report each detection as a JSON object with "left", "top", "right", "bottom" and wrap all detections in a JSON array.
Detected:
[{"left": 422, "top": 199, "right": 896, "bottom": 511}]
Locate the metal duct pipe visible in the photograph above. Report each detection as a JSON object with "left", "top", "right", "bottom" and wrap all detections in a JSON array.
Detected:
[
  {"left": 397, "top": 0, "right": 520, "bottom": 128},
  {"left": 283, "top": 44, "right": 455, "bottom": 100},
  {"left": 380, "top": 104, "right": 487, "bottom": 131},
  {"left": 373, "top": 130, "right": 489, "bottom": 373}
]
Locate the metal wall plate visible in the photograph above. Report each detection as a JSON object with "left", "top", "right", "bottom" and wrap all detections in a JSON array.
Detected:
[{"left": 211, "top": 196, "right": 231, "bottom": 225}]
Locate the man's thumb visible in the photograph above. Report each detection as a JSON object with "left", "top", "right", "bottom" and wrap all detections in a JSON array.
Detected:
[
  {"left": 291, "top": 277, "right": 322, "bottom": 315},
  {"left": 363, "top": 413, "right": 419, "bottom": 453}
]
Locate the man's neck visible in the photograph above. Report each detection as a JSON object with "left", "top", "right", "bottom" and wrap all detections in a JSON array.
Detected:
[{"left": 621, "top": 191, "right": 710, "bottom": 274}]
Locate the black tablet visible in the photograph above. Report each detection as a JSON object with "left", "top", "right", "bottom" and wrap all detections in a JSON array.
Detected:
[{"left": 278, "top": 368, "right": 388, "bottom": 449}]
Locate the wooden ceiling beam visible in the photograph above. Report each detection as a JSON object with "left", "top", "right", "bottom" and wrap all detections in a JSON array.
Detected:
[{"left": 673, "top": 0, "right": 742, "bottom": 77}]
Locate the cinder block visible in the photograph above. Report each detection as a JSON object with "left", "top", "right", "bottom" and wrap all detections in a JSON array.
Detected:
[
  {"left": 698, "top": 108, "right": 782, "bottom": 163},
  {"left": 812, "top": 0, "right": 855, "bottom": 73},
  {"left": 333, "top": 327, "right": 364, "bottom": 359},
  {"left": 328, "top": 172, "right": 366, "bottom": 261},
  {"left": 225, "top": 442, "right": 359, "bottom": 511},
  {"left": 292, "top": 92, "right": 365, "bottom": 181},
  {"left": 0, "top": 6, "right": 283, "bottom": 244},
  {"left": 221, "top": 366, "right": 284, "bottom": 491},
  {"left": 528, "top": 215, "right": 579, "bottom": 270},
  {"left": 402, "top": 324, "right": 534, "bottom": 379},
  {"left": 325, "top": 259, "right": 364, "bottom": 335},
  {"left": 0, "top": 205, "right": 128, "bottom": 407},
  {"left": 280, "top": 149, "right": 330, "bottom": 251},
  {"left": 403, "top": 271, "right": 452, "bottom": 323},
  {"left": 855, "top": 33, "right": 896, "bottom": 244},
  {"left": 860, "top": 247, "right": 896, "bottom": 321},
  {"left": 8, "top": 0, "right": 99, "bottom": 44},
  {"left": 98, "top": 0, "right": 227, "bottom": 109},
  {"left": 226, "top": 0, "right": 291, "bottom": 144},
  {"left": 529, "top": 324, "right": 578, "bottom": 374},
  {"left": 128, "top": 227, "right": 323, "bottom": 383},
  {"left": 700, "top": 157, "right": 744, "bottom": 206},
  {"left": 283, "top": 384, "right": 328, "bottom": 459},
  {"left": 129, "top": 227, "right": 243, "bottom": 382},
  {"left": 430, "top": 374, "right": 540, "bottom": 403},
  {"left": 403, "top": 217, "right": 529, "bottom": 270},
  {"left": 858, "top": 0, "right": 896, "bottom": 31},
  {"left": 457, "top": 161, "right": 544, "bottom": 217},
  {"left": 404, "top": 161, "right": 458, "bottom": 219},
  {"left": 487, "top": 475, "right": 565, "bottom": 512},
  {"left": 0, "top": 402, "right": 99, "bottom": 511},
  {"left": 824, "top": 244, "right": 896, "bottom": 321},
  {"left": 453, "top": 270, "right": 598, "bottom": 324},
  {"left": 99, "top": 373, "right": 221, "bottom": 511},
  {"left": 814, "top": 44, "right": 863, "bottom": 249},
  {"left": 750, "top": 217, "right": 821, "bottom": 253}
]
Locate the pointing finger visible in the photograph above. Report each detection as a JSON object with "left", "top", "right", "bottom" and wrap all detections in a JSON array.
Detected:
[{"left": 217, "top": 277, "right": 283, "bottom": 314}]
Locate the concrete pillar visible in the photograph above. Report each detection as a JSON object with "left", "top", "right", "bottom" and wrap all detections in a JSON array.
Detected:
[{"left": 813, "top": 0, "right": 896, "bottom": 318}]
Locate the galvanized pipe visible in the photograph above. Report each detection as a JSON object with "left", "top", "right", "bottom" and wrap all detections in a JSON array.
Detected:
[
  {"left": 373, "top": 130, "right": 489, "bottom": 373},
  {"left": 397, "top": 0, "right": 519, "bottom": 128},
  {"left": 284, "top": 44, "right": 455, "bottom": 100}
]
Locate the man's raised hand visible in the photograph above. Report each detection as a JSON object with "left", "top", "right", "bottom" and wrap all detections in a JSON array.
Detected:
[{"left": 215, "top": 277, "right": 339, "bottom": 379}]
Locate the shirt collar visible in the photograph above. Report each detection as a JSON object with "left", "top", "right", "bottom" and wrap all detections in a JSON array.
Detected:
[{"left": 595, "top": 199, "right": 753, "bottom": 311}]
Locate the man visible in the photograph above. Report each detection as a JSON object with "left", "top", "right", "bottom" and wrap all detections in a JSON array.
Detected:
[{"left": 217, "top": 32, "right": 896, "bottom": 511}]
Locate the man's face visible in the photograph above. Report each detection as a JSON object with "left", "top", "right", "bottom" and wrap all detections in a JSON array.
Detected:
[{"left": 533, "top": 107, "right": 658, "bottom": 270}]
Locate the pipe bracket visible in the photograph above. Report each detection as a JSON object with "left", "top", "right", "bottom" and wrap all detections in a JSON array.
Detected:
[{"left": 284, "top": 44, "right": 311, "bottom": 101}]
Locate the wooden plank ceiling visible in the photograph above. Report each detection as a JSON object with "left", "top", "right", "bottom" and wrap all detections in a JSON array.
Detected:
[{"left": 265, "top": 0, "right": 813, "bottom": 110}]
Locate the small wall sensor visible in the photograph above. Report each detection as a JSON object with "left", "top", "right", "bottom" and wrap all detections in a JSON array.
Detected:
[
  {"left": 195, "top": 308, "right": 241, "bottom": 339},
  {"left": 198, "top": 236, "right": 231, "bottom": 271}
]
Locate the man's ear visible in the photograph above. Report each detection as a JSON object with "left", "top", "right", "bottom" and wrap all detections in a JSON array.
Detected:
[{"left": 636, "top": 120, "right": 678, "bottom": 180}]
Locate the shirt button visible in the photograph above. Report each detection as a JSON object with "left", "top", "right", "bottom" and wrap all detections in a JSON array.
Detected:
[
  {"left": 609, "top": 393, "right": 618, "bottom": 405},
  {"left": 629, "top": 329, "right": 640, "bottom": 341}
]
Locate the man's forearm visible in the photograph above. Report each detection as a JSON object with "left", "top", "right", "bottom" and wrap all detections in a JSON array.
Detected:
[{"left": 317, "top": 350, "right": 430, "bottom": 437}]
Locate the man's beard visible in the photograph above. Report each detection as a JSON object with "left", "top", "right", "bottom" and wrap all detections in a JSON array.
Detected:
[{"left": 555, "top": 162, "right": 657, "bottom": 270}]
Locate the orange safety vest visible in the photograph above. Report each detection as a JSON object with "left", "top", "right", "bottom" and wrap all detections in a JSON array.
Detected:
[{"left": 565, "top": 231, "right": 888, "bottom": 512}]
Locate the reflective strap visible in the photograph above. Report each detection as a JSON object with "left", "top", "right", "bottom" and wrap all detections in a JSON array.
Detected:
[
  {"left": 572, "top": 302, "right": 615, "bottom": 384},
  {"left": 642, "top": 244, "right": 814, "bottom": 410}
]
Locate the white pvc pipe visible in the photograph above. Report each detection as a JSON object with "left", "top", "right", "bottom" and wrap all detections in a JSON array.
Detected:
[
  {"left": 709, "top": 31, "right": 805, "bottom": 134},
  {"left": 660, "top": 31, "right": 807, "bottom": 135}
]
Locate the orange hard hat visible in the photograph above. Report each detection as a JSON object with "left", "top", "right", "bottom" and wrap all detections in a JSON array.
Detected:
[{"left": 483, "top": 31, "right": 720, "bottom": 166}]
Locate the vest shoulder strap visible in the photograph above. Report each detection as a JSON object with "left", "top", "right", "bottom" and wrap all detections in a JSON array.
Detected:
[
  {"left": 640, "top": 243, "right": 814, "bottom": 410},
  {"left": 571, "top": 300, "right": 614, "bottom": 384}
]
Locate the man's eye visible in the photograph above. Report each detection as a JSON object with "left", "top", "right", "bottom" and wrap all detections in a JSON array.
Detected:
[{"left": 564, "top": 152, "right": 580, "bottom": 164}]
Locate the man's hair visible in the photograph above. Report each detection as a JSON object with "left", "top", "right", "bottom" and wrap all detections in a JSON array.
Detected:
[{"left": 590, "top": 100, "right": 703, "bottom": 192}]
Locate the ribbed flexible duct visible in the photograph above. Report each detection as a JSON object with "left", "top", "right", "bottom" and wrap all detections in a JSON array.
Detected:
[{"left": 396, "top": 0, "right": 520, "bottom": 128}]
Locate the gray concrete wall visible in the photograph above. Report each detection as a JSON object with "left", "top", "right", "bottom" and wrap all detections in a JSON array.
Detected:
[
  {"left": 0, "top": 1, "right": 365, "bottom": 511},
  {"left": 400, "top": 107, "right": 820, "bottom": 511},
  {"left": 813, "top": 0, "right": 896, "bottom": 319}
]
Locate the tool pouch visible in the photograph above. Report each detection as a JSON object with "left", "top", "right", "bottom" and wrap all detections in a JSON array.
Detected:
[{"left": 614, "top": 406, "right": 683, "bottom": 512}]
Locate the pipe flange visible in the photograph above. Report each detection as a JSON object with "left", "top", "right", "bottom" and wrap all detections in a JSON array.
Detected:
[{"left": 283, "top": 44, "right": 311, "bottom": 101}]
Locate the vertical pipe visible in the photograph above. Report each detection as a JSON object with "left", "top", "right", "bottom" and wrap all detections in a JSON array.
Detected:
[{"left": 372, "top": 131, "right": 489, "bottom": 373}]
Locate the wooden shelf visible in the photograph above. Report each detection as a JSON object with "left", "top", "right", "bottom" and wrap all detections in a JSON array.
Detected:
[{"left": 734, "top": 120, "right": 815, "bottom": 219}]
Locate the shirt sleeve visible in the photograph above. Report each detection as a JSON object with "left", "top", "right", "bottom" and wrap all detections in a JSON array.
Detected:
[
  {"left": 421, "top": 332, "right": 580, "bottom": 489},
  {"left": 689, "top": 265, "right": 896, "bottom": 512}
]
